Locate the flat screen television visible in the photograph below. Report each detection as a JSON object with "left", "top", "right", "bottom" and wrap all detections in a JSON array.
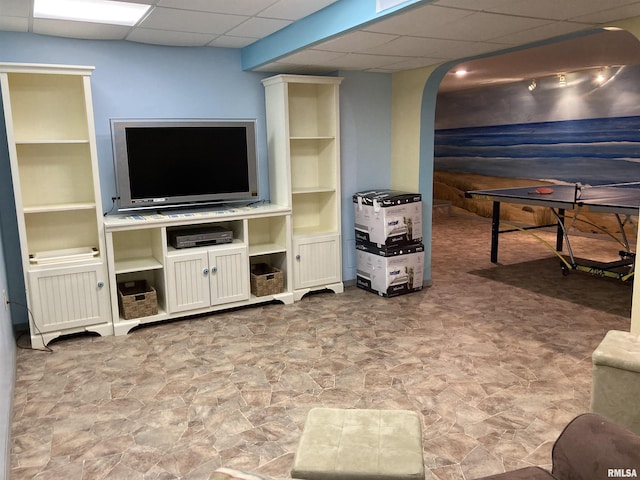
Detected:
[{"left": 111, "top": 118, "right": 258, "bottom": 212}]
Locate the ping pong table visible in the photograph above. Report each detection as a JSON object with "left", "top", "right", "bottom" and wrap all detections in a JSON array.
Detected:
[{"left": 465, "top": 184, "right": 640, "bottom": 280}]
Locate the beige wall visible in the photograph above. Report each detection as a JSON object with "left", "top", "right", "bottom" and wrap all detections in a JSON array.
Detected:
[{"left": 389, "top": 66, "right": 437, "bottom": 191}]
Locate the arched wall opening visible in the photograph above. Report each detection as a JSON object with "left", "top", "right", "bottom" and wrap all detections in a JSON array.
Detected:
[{"left": 392, "top": 18, "right": 640, "bottom": 334}]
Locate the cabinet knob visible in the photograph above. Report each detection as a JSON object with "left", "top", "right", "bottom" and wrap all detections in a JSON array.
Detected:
[
  {"left": 211, "top": 266, "right": 217, "bottom": 273},
  {"left": 296, "top": 255, "right": 301, "bottom": 260},
  {"left": 203, "top": 267, "right": 209, "bottom": 275},
  {"left": 97, "top": 281, "right": 104, "bottom": 288}
]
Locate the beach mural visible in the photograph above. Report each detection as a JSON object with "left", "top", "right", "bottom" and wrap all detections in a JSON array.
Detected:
[{"left": 434, "top": 64, "right": 640, "bottom": 187}]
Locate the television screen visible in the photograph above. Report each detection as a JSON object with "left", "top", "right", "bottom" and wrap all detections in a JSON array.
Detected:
[{"left": 111, "top": 119, "right": 258, "bottom": 212}]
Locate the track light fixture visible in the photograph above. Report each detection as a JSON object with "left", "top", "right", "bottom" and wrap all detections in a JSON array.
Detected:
[
  {"left": 559, "top": 74, "right": 567, "bottom": 87},
  {"left": 528, "top": 80, "right": 536, "bottom": 91}
]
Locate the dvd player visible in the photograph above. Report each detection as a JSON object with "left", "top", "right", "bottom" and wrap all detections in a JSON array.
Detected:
[{"left": 169, "top": 226, "right": 233, "bottom": 249}]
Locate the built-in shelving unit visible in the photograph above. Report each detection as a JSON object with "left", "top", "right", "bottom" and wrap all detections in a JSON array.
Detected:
[
  {"left": 262, "top": 74, "right": 343, "bottom": 300},
  {"left": 1, "top": 65, "right": 344, "bottom": 345},
  {"left": 104, "top": 205, "right": 294, "bottom": 335},
  {"left": 0, "top": 63, "right": 112, "bottom": 347}
]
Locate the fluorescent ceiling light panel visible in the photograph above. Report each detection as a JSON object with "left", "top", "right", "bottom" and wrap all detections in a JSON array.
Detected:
[{"left": 34, "top": 0, "right": 151, "bottom": 26}]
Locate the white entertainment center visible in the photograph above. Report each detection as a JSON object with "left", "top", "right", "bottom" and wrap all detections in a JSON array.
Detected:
[
  {"left": 103, "top": 204, "right": 294, "bottom": 336},
  {"left": 0, "top": 63, "right": 344, "bottom": 347}
]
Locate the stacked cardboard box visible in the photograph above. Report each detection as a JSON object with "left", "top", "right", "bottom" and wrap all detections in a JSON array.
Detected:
[{"left": 353, "top": 190, "right": 424, "bottom": 297}]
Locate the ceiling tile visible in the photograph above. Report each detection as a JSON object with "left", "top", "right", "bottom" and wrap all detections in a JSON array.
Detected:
[
  {"left": 372, "top": 56, "right": 446, "bottom": 71},
  {"left": 425, "top": 11, "right": 552, "bottom": 42},
  {"left": 430, "top": 39, "right": 509, "bottom": 60},
  {"left": 477, "top": 0, "right": 640, "bottom": 22},
  {"left": 359, "top": 35, "right": 502, "bottom": 60},
  {"left": 364, "top": 4, "right": 475, "bottom": 37},
  {"left": 208, "top": 35, "right": 257, "bottom": 49},
  {"left": 2, "top": 0, "right": 639, "bottom": 86},
  {"left": 0, "top": 0, "right": 29, "bottom": 16},
  {"left": 431, "top": 0, "right": 512, "bottom": 11},
  {"left": 489, "top": 21, "right": 590, "bottom": 46},
  {"left": 0, "top": 16, "right": 27, "bottom": 31},
  {"left": 126, "top": 27, "right": 214, "bottom": 46},
  {"left": 258, "top": 0, "right": 339, "bottom": 21},
  {"left": 571, "top": 3, "right": 640, "bottom": 24},
  {"left": 321, "top": 52, "right": 407, "bottom": 70},
  {"left": 280, "top": 48, "right": 346, "bottom": 65},
  {"left": 226, "top": 17, "right": 291, "bottom": 39},
  {"left": 33, "top": 18, "right": 130, "bottom": 40},
  {"left": 140, "top": 7, "right": 245, "bottom": 35},
  {"left": 360, "top": 36, "right": 446, "bottom": 57},
  {"left": 316, "top": 31, "right": 399, "bottom": 53},
  {"left": 156, "top": 0, "right": 275, "bottom": 16}
]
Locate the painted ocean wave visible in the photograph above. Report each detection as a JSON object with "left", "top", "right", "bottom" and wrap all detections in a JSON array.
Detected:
[
  {"left": 434, "top": 131, "right": 640, "bottom": 146},
  {"left": 433, "top": 156, "right": 640, "bottom": 186},
  {"left": 435, "top": 141, "right": 640, "bottom": 159},
  {"left": 434, "top": 116, "right": 640, "bottom": 185},
  {"left": 435, "top": 116, "right": 640, "bottom": 147}
]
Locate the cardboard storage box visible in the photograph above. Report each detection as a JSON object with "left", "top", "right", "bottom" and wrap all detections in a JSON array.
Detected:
[
  {"left": 356, "top": 242, "right": 424, "bottom": 297},
  {"left": 250, "top": 263, "right": 284, "bottom": 296},
  {"left": 353, "top": 190, "right": 422, "bottom": 247},
  {"left": 118, "top": 280, "right": 158, "bottom": 319}
]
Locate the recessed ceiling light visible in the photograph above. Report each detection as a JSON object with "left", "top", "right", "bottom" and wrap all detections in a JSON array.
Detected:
[
  {"left": 455, "top": 69, "right": 467, "bottom": 77},
  {"left": 33, "top": 0, "right": 151, "bottom": 27}
]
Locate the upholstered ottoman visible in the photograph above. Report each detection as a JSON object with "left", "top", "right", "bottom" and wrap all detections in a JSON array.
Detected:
[
  {"left": 591, "top": 330, "right": 640, "bottom": 434},
  {"left": 291, "top": 407, "right": 424, "bottom": 480}
]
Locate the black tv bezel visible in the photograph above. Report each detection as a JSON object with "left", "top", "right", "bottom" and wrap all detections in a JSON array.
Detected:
[{"left": 110, "top": 118, "right": 259, "bottom": 213}]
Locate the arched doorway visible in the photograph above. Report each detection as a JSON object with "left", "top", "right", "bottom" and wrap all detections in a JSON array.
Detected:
[{"left": 413, "top": 25, "right": 640, "bottom": 332}]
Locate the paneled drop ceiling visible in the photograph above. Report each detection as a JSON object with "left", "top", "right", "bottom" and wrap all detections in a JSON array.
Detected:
[{"left": 1, "top": 0, "right": 640, "bottom": 91}]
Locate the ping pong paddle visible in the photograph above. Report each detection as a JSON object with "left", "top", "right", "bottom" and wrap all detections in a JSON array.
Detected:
[{"left": 534, "top": 187, "right": 554, "bottom": 194}]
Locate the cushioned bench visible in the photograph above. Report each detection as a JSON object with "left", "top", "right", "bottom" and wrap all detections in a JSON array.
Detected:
[
  {"left": 291, "top": 407, "right": 424, "bottom": 480},
  {"left": 591, "top": 329, "right": 640, "bottom": 434}
]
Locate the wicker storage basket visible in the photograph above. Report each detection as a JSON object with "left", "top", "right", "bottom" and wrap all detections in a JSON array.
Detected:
[
  {"left": 118, "top": 280, "right": 158, "bottom": 319},
  {"left": 250, "top": 263, "right": 284, "bottom": 296}
]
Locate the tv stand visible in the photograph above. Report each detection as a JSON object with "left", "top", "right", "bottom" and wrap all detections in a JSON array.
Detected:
[{"left": 104, "top": 202, "right": 294, "bottom": 335}]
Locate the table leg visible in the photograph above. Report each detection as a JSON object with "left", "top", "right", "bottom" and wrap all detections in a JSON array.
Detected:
[
  {"left": 556, "top": 208, "right": 565, "bottom": 252},
  {"left": 491, "top": 201, "right": 500, "bottom": 263}
]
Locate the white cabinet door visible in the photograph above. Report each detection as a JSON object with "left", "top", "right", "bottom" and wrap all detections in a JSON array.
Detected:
[
  {"left": 208, "top": 244, "right": 249, "bottom": 305},
  {"left": 166, "top": 244, "right": 249, "bottom": 313},
  {"left": 28, "top": 262, "right": 110, "bottom": 333},
  {"left": 293, "top": 233, "right": 341, "bottom": 289},
  {"left": 166, "top": 250, "right": 210, "bottom": 313}
]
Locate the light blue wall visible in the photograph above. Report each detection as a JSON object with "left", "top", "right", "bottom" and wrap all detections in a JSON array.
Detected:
[
  {"left": 0, "top": 180, "right": 16, "bottom": 480},
  {"left": 340, "top": 70, "right": 393, "bottom": 280},
  {"left": 0, "top": 115, "right": 16, "bottom": 478}
]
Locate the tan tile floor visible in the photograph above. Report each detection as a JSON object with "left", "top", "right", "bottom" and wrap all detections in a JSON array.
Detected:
[{"left": 10, "top": 212, "right": 632, "bottom": 479}]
